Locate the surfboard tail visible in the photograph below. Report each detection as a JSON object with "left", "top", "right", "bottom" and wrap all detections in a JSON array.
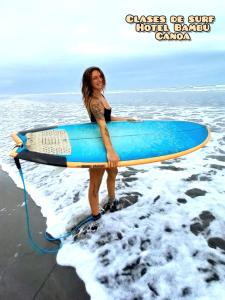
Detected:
[
  {"left": 10, "top": 132, "right": 23, "bottom": 158},
  {"left": 11, "top": 132, "right": 23, "bottom": 146}
]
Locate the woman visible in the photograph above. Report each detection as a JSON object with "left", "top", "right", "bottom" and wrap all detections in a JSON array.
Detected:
[{"left": 78, "top": 66, "right": 135, "bottom": 235}]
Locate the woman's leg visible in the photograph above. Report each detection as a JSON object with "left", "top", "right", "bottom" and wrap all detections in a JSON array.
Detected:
[
  {"left": 89, "top": 168, "right": 105, "bottom": 216},
  {"left": 106, "top": 167, "right": 118, "bottom": 201}
]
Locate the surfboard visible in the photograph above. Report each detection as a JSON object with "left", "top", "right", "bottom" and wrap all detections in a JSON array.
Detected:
[{"left": 10, "top": 120, "right": 210, "bottom": 168}]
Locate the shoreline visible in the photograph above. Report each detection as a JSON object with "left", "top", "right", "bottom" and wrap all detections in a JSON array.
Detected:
[{"left": 0, "top": 167, "right": 90, "bottom": 300}]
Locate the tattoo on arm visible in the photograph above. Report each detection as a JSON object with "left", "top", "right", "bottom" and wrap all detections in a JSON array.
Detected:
[
  {"left": 104, "top": 127, "right": 110, "bottom": 139},
  {"left": 104, "top": 126, "right": 112, "bottom": 147},
  {"left": 90, "top": 99, "right": 104, "bottom": 120},
  {"left": 90, "top": 99, "right": 113, "bottom": 149},
  {"left": 104, "top": 127, "right": 109, "bottom": 138}
]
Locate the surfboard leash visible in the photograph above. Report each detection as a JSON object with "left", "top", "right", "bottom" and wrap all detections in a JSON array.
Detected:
[
  {"left": 13, "top": 157, "right": 97, "bottom": 254},
  {"left": 13, "top": 157, "right": 68, "bottom": 254}
]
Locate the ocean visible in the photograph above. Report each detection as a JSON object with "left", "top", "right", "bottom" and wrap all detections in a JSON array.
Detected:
[{"left": 0, "top": 86, "right": 225, "bottom": 300}]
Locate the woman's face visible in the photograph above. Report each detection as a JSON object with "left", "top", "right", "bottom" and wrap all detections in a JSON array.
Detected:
[{"left": 91, "top": 70, "right": 103, "bottom": 91}]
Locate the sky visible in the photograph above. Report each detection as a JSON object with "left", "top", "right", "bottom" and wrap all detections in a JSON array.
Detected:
[{"left": 0, "top": 0, "right": 224, "bottom": 93}]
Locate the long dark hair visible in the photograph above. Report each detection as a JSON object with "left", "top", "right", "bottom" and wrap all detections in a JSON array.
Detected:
[{"left": 81, "top": 66, "right": 106, "bottom": 116}]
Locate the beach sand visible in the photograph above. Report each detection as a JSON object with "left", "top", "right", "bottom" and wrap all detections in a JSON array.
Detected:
[{"left": 0, "top": 168, "right": 90, "bottom": 300}]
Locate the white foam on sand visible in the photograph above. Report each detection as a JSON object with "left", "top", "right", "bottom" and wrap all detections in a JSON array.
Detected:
[{"left": 0, "top": 94, "right": 225, "bottom": 300}]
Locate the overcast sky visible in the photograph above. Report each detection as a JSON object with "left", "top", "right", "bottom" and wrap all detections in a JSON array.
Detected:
[
  {"left": 0, "top": 0, "right": 224, "bottom": 65},
  {"left": 0, "top": 0, "right": 224, "bottom": 93}
]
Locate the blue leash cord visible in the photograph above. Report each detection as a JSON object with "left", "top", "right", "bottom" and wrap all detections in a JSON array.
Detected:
[
  {"left": 14, "top": 157, "right": 95, "bottom": 254},
  {"left": 14, "top": 157, "right": 71, "bottom": 254},
  {"left": 15, "top": 158, "right": 61, "bottom": 253}
]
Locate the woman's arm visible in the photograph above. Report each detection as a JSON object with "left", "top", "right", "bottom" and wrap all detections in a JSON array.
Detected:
[
  {"left": 111, "top": 116, "right": 139, "bottom": 121},
  {"left": 111, "top": 116, "right": 130, "bottom": 121},
  {"left": 90, "top": 99, "right": 119, "bottom": 168}
]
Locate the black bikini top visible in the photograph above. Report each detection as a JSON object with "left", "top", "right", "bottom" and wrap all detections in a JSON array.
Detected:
[{"left": 89, "top": 96, "right": 112, "bottom": 123}]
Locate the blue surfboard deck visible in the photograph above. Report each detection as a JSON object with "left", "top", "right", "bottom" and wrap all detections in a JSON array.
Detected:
[{"left": 11, "top": 120, "right": 210, "bottom": 168}]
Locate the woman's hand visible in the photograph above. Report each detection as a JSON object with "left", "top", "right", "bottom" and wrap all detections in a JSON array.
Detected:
[{"left": 107, "top": 150, "right": 120, "bottom": 168}]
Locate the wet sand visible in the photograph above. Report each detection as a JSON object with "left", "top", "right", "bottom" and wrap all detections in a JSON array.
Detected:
[{"left": 0, "top": 168, "right": 90, "bottom": 300}]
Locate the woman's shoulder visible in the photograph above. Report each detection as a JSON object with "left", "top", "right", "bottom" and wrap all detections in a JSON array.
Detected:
[
  {"left": 89, "top": 97, "right": 104, "bottom": 113},
  {"left": 89, "top": 96, "right": 104, "bottom": 108}
]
